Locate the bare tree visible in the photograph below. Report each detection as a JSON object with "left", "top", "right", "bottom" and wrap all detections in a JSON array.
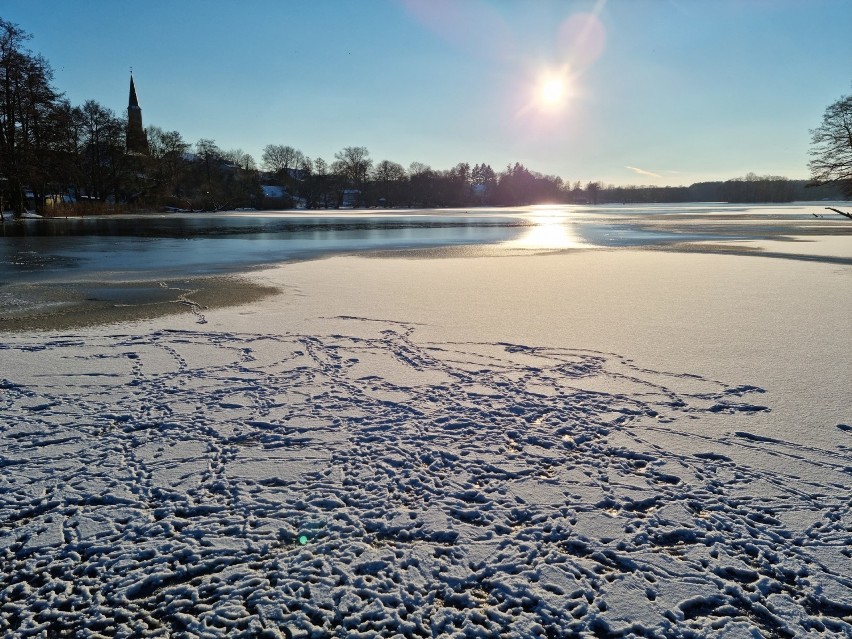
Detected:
[
  {"left": 146, "top": 126, "right": 189, "bottom": 204},
  {"left": 222, "top": 148, "right": 244, "bottom": 166},
  {"left": 79, "top": 100, "right": 124, "bottom": 201},
  {"left": 372, "top": 159, "right": 406, "bottom": 207},
  {"left": 407, "top": 162, "right": 435, "bottom": 207},
  {"left": 332, "top": 146, "right": 372, "bottom": 206},
  {"left": 314, "top": 157, "right": 328, "bottom": 177},
  {"left": 50, "top": 101, "right": 86, "bottom": 202},
  {"left": 311, "top": 157, "right": 332, "bottom": 207},
  {"left": 0, "top": 19, "right": 61, "bottom": 214},
  {"left": 195, "top": 138, "right": 221, "bottom": 184},
  {"left": 333, "top": 146, "right": 372, "bottom": 183},
  {"left": 261, "top": 144, "right": 287, "bottom": 173},
  {"left": 808, "top": 87, "right": 852, "bottom": 198},
  {"left": 586, "top": 181, "right": 601, "bottom": 205},
  {"left": 239, "top": 153, "right": 256, "bottom": 172},
  {"left": 262, "top": 144, "right": 303, "bottom": 178}
]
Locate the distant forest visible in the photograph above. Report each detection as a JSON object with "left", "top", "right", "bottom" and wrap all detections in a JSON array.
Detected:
[{"left": 1, "top": 19, "right": 847, "bottom": 216}]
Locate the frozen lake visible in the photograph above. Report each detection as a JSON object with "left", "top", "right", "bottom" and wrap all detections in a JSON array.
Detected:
[
  {"left": 1, "top": 201, "right": 851, "bottom": 636},
  {"left": 0, "top": 203, "right": 812, "bottom": 283}
]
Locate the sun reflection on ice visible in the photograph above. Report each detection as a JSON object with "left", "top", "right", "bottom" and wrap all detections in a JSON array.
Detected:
[{"left": 510, "top": 208, "right": 585, "bottom": 250}]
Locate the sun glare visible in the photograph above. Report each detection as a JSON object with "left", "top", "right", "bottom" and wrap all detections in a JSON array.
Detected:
[
  {"left": 540, "top": 78, "right": 565, "bottom": 105},
  {"left": 515, "top": 65, "right": 576, "bottom": 121},
  {"left": 512, "top": 214, "right": 583, "bottom": 250},
  {"left": 533, "top": 69, "right": 573, "bottom": 113}
]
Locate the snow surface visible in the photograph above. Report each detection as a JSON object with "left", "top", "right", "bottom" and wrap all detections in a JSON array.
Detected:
[{"left": 1, "top": 228, "right": 851, "bottom": 637}]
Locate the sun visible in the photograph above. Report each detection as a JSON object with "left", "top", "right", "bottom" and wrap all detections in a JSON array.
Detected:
[
  {"left": 540, "top": 78, "right": 566, "bottom": 105},
  {"left": 535, "top": 71, "right": 571, "bottom": 111},
  {"left": 516, "top": 66, "right": 575, "bottom": 120}
]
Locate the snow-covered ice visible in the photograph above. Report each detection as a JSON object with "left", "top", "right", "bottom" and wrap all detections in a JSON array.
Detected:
[
  {"left": 1, "top": 214, "right": 851, "bottom": 637},
  {"left": 2, "top": 323, "right": 850, "bottom": 637}
]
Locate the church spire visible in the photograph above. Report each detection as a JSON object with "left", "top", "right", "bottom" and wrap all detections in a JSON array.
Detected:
[
  {"left": 129, "top": 73, "right": 140, "bottom": 109},
  {"left": 126, "top": 71, "right": 149, "bottom": 154}
]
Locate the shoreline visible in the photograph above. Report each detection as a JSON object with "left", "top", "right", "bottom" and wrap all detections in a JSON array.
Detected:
[
  {"left": 0, "top": 275, "right": 280, "bottom": 332},
  {"left": 1, "top": 231, "right": 849, "bottom": 332}
]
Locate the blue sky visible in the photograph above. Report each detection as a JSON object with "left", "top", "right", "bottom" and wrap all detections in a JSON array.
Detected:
[{"left": 3, "top": 0, "right": 850, "bottom": 185}]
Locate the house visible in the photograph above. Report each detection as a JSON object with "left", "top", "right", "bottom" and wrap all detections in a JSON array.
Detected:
[
  {"left": 341, "top": 189, "right": 361, "bottom": 208},
  {"left": 261, "top": 184, "right": 292, "bottom": 209}
]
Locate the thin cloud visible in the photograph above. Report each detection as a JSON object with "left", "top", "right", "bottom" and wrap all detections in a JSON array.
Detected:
[{"left": 626, "top": 166, "right": 663, "bottom": 179}]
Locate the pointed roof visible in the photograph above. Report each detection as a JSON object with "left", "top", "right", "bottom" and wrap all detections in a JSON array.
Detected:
[{"left": 129, "top": 74, "right": 140, "bottom": 109}]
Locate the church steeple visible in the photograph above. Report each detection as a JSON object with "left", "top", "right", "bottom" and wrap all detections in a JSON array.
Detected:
[
  {"left": 126, "top": 71, "right": 149, "bottom": 154},
  {"left": 129, "top": 74, "right": 140, "bottom": 109}
]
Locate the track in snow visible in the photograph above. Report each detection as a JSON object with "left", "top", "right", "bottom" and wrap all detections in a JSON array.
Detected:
[{"left": 1, "top": 320, "right": 850, "bottom": 637}]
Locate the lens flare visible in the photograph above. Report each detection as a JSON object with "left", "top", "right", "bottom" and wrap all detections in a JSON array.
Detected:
[{"left": 557, "top": 11, "right": 607, "bottom": 70}]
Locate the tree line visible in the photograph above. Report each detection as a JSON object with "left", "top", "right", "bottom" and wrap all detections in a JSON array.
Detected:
[
  {"left": 1, "top": 19, "right": 848, "bottom": 218},
  {"left": 593, "top": 174, "right": 843, "bottom": 205}
]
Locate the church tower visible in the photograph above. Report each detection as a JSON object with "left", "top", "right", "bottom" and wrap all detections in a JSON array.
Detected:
[{"left": 126, "top": 73, "right": 149, "bottom": 154}]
